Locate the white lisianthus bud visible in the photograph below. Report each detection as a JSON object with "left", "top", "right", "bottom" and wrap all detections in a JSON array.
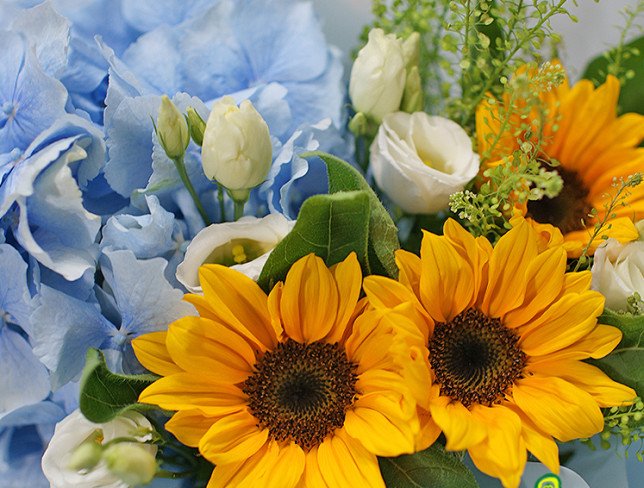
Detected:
[
  {"left": 103, "top": 443, "right": 158, "bottom": 487},
  {"left": 186, "top": 106, "right": 206, "bottom": 147},
  {"left": 201, "top": 96, "right": 272, "bottom": 196},
  {"left": 42, "top": 410, "right": 157, "bottom": 488},
  {"left": 176, "top": 214, "right": 295, "bottom": 292},
  {"left": 591, "top": 223, "right": 644, "bottom": 311},
  {"left": 370, "top": 112, "right": 480, "bottom": 214},
  {"left": 156, "top": 95, "right": 190, "bottom": 160},
  {"left": 349, "top": 28, "right": 406, "bottom": 123}
]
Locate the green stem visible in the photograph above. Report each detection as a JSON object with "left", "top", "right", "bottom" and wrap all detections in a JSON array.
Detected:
[
  {"left": 156, "top": 469, "right": 193, "bottom": 479},
  {"left": 172, "top": 155, "right": 211, "bottom": 225},
  {"left": 217, "top": 184, "right": 226, "bottom": 223},
  {"left": 233, "top": 199, "right": 245, "bottom": 221}
]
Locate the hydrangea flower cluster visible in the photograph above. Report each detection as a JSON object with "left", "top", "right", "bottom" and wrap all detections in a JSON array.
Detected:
[{"left": 0, "top": 1, "right": 349, "bottom": 485}]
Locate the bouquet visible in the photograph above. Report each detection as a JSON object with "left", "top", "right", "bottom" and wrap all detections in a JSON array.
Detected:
[{"left": 1, "top": 1, "right": 643, "bottom": 487}]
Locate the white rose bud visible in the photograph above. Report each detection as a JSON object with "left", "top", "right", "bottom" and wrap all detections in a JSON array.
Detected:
[
  {"left": 201, "top": 96, "right": 272, "bottom": 198},
  {"left": 370, "top": 112, "right": 480, "bottom": 214},
  {"left": 349, "top": 28, "right": 406, "bottom": 123},
  {"left": 156, "top": 95, "right": 190, "bottom": 160},
  {"left": 42, "top": 410, "right": 157, "bottom": 488},
  {"left": 176, "top": 214, "right": 295, "bottom": 292},
  {"left": 591, "top": 226, "right": 644, "bottom": 311},
  {"left": 103, "top": 443, "right": 158, "bottom": 487}
]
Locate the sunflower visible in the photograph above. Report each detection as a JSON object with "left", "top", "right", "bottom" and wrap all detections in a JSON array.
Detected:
[
  {"left": 476, "top": 64, "right": 644, "bottom": 256},
  {"left": 363, "top": 218, "right": 636, "bottom": 488},
  {"left": 133, "top": 253, "right": 420, "bottom": 487}
]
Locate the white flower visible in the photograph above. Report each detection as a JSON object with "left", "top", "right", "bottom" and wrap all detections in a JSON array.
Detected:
[
  {"left": 201, "top": 96, "right": 272, "bottom": 194},
  {"left": 349, "top": 28, "right": 406, "bottom": 123},
  {"left": 591, "top": 222, "right": 644, "bottom": 311},
  {"left": 176, "top": 214, "right": 295, "bottom": 292},
  {"left": 156, "top": 95, "right": 189, "bottom": 160},
  {"left": 370, "top": 111, "right": 480, "bottom": 214},
  {"left": 42, "top": 410, "right": 157, "bottom": 488}
]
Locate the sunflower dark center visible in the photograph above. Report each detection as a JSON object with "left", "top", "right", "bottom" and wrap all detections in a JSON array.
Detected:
[
  {"left": 526, "top": 166, "right": 592, "bottom": 234},
  {"left": 243, "top": 339, "right": 357, "bottom": 450},
  {"left": 429, "top": 308, "right": 526, "bottom": 407}
]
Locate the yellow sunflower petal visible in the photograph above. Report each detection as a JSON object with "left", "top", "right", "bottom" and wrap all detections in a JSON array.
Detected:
[
  {"left": 512, "top": 376, "right": 604, "bottom": 441},
  {"left": 295, "top": 447, "right": 328, "bottom": 488},
  {"left": 563, "top": 217, "right": 639, "bottom": 256},
  {"left": 528, "top": 360, "right": 636, "bottom": 407},
  {"left": 395, "top": 249, "right": 422, "bottom": 296},
  {"left": 138, "top": 373, "right": 246, "bottom": 415},
  {"left": 503, "top": 246, "right": 567, "bottom": 328},
  {"left": 327, "top": 253, "right": 362, "bottom": 343},
  {"left": 536, "top": 324, "right": 623, "bottom": 361},
  {"left": 317, "top": 430, "right": 385, "bottom": 488},
  {"left": 280, "top": 254, "right": 339, "bottom": 343},
  {"left": 429, "top": 396, "right": 487, "bottom": 451},
  {"left": 519, "top": 291, "right": 604, "bottom": 356},
  {"left": 416, "top": 409, "right": 442, "bottom": 451},
  {"left": 263, "top": 442, "right": 306, "bottom": 488},
  {"left": 560, "top": 270, "right": 592, "bottom": 294},
  {"left": 419, "top": 230, "right": 474, "bottom": 323},
  {"left": 468, "top": 405, "right": 526, "bottom": 488},
  {"left": 166, "top": 316, "right": 255, "bottom": 383},
  {"left": 165, "top": 410, "right": 218, "bottom": 447},
  {"left": 131, "top": 331, "right": 182, "bottom": 376},
  {"left": 199, "top": 409, "right": 269, "bottom": 465},
  {"left": 207, "top": 441, "right": 279, "bottom": 488},
  {"left": 345, "top": 392, "right": 417, "bottom": 457},
  {"left": 481, "top": 219, "right": 538, "bottom": 318},
  {"left": 198, "top": 265, "right": 276, "bottom": 350}
]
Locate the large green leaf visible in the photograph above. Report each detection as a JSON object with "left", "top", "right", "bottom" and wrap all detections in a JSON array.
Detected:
[
  {"left": 379, "top": 444, "right": 479, "bottom": 488},
  {"left": 79, "top": 348, "right": 158, "bottom": 423},
  {"left": 303, "top": 151, "right": 400, "bottom": 278},
  {"left": 589, "top": 309, "right": 644, "bottom": 398},
  {"left": 582, "top": 35, "right": 644, "bottom": 115},
  {"left": 257, "top": 190, "right": 372, "bottom": 291}
]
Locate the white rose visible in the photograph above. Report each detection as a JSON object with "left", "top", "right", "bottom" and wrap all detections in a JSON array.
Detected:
[
  {"left": 349, "top": 28, "right": 406, "bottom": 123},
  {"left": 42, "top": 410, "right": 157, "bottom": 488},
  {"left": 370, "top": 112, "right": 480, "bottom": 214},
  {"left": 201, "top": 96, "right": 272, "bottom": 195},
  {"left": 176, "top": 214, "right": 295, "bottom": 293},
  {"left": 591, "top": 226, "right": 644, "bottom": 311}
]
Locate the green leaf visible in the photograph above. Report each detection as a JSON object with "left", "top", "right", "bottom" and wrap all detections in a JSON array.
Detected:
[
  {"left": 379, "top": 444, "right": 479, "bottom": 488},
  {"left": 79, "top": 348, "right": 159, "bottom": 423},
  {"left": 257, "top": 190, "right": 372, "bottom": 291},
  {"left": 582, "top": 35, "right": 644, "bottom": 115},
  {"left": 303, "top": 151, "right": 400, "bottom": 278},
  {"left": 589, "top": 309, "right": 644, "bottom": 398}
]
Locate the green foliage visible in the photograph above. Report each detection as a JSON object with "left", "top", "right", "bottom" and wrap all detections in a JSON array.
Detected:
[
  {"left": 257, "top": 153, "right": 400, "bottom": 291},
  {"left": 79, "top": 349, "right": 158, "bottom": 423},
  {"left": 379, "top": 444, "right": 479, "bottom": 488},
  {"left": 365, "top": 0, "right": 573, "bottom": 129}
]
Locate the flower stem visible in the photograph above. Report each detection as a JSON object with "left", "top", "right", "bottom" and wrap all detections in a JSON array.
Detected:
[
  {"left": 172, "top": 155, "right": 211, "bottom": 225},
  {"left": 233, "top": 199, "right": 245, "bottom": 221},
  {"left": 217, "top": 184, "right": 226, "bottom": 223}
]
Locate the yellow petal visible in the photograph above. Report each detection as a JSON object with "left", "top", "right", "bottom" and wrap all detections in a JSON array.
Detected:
[
  {"left": 264, "top": 442, "right": 306, "bottom": 488},
  {"left": 132, "top": 331, "right": 182, "bottom": 376},
  {"left": 481, "top": 220, "right": 538, "bottom": 318},
  {"left": 468, "top": 405, "right": 526, "bottom": 488},
  {"left": 280, "top": 254, "right": 339, "bottom": 343},
  {"left": 512, "top": 376, "right": 604, "bottom": 441},
  {"left": 560, "top": 271, "right": 592, "bottom": 294},
  {"left": 166, "top": 316, "right": 255, "bottom": 383},
  {"left": 528, "top": 360, "right": 636, "bottom": 407},
  {"left": 207, "top": 441, "right": 279, "bottom": 488},
  {"left": 198, "top": 265, "right": 276, "bottom": 350},
  {"left": 535, "top": 324, "right": 623, "bottom": 361},
  {"left": 503, "top": 247, "right": 566, "bottom": 328},
  {"left": 317, "top": 430, "right": 385, "bottom": 488},
  {"left": 419, "top": 231, "right": 474, "bottom": 323},
  {"left": 165, "top": 410, "right": 217, "bottom": 447},
  {"left": 199, "top": 409, "right": 269, "bottom": 465},
  {"left": 295, "top": 447, "right": 327, "bottom": 488},
  {"left": 395, "top": 249, "right": 422, "bottom": 297},
  {"left": 520, "top": 291, "right": 604, "bottom": 356},
  {"left": 429, "top": 396, "right": 487, "bottom": 451},
  {"left": 327, "top": 253, "right": 362, "bottom": 343},
  {"left": 138, "top": 373, "right": 246, "bottom": 416}
]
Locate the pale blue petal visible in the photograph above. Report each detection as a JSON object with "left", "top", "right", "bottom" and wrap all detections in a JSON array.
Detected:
[
  {"left": 30, "top": 285, "right": 112, "bottom": 389},
  {"left": 0, "top": 243, "right": 31, "bottom": 326},
  {"left": 0, "top": 327, "right": 50, "bottom": 419},
  {"left": 121, "top": 0, "right": 214, "bottom": 32}
]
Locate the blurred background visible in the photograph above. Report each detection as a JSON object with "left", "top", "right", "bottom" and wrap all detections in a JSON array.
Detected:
[{"left": 312, "top": 0, "right": 642, "bottom": 78}]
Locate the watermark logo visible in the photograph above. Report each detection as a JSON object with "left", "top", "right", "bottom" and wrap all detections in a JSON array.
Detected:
[{"left": 535, "top": 473, "right": 561, "bottom": 488}]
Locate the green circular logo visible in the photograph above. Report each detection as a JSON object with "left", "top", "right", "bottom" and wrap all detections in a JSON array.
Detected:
[{"left": 535, "top": 473, "right": 561, "bottom": 488}]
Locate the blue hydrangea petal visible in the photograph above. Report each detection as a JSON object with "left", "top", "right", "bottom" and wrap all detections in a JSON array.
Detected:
[
  {"left": 121, "top": 0, "right": 214, "bottom": 32},
  {"left": 0, "top": 243, "right": 31, "bottom": 326},
  {"left": 30, "top": 285, "right": 112, "bottom": 389}
]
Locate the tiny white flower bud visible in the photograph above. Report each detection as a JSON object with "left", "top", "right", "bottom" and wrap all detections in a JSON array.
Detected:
[
  {"left": 156, "top": 95, "right": 190, "bottom": 160},
  {"left": 103, "top": 443, "right": 158, "bottom": 487}
]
